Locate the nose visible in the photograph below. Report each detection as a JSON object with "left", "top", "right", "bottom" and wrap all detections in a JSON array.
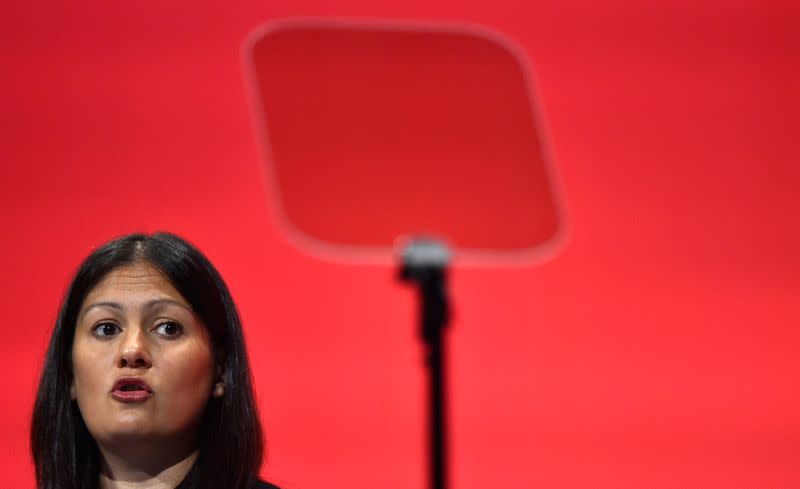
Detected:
[{"left": 117, "top": 327, "right": 152, "bottom": 369}]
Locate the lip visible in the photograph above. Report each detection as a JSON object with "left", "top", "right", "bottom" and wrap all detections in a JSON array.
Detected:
[{"left": 110, "top": 377, "right": 153, "bottom": 403}]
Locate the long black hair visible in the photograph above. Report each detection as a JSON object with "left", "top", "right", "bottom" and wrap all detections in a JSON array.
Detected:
[{"left": 30, "top": 232, "right": 264, "bottom": 489}]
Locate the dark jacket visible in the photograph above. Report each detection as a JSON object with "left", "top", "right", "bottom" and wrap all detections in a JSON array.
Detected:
[{"left": 253, "top": 480, "right": 281, "bottom": 489}]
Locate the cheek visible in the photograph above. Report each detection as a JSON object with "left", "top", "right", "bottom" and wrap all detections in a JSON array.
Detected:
[
  {"left": 71, "top": 339, "right": 119, "bottom": 435},
  {"left": 157, "top": 343, "right": 216, "bottom": 417},
  {"left": 71, "top": 339, "right": 115, "bottom": 398}
]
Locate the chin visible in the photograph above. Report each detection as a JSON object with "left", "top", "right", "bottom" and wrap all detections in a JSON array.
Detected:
[
  {"left": 104, "top": 423, "right": 157, "bottom": 440},
  {"left": 95, "top": 415, "right": 157, "bottom": 440}
]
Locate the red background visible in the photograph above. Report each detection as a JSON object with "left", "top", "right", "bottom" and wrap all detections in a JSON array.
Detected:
[{"left": 1, "top": 1, "right": 798, "bottom": 488}]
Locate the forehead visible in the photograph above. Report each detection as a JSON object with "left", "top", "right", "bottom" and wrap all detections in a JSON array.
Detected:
[{"left": 82, "top": 261, "right": 187, "bottom": 305}]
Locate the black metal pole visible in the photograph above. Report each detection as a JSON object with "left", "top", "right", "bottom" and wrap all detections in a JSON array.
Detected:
[
  {"left": 399, "top": 239, "right": 451, "bottom": 489},
  {"left": 427, "top": 313, "right": 447, "bottom": 489}
]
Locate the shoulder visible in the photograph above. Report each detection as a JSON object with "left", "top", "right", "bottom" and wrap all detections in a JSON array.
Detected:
[{"left": 252, "top": 480, "right": 281, "bottom": 489}]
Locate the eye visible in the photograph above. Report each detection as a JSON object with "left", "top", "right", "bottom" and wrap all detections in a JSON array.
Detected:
[
  {"left": 92, "top": 322, "right": 119, "bottom": 339},
  {"left": 154, "top": 321, "right": 183, "bottom": 338}
]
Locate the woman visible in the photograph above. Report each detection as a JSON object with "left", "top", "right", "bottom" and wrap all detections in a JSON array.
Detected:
[{"left": 31, "top": 232, "right": 281, "bottom": 489}]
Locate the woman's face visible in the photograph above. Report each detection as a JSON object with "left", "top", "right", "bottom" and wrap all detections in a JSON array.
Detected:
[{"left": 71, "top": 261, "right": 218, "bottom": 448}]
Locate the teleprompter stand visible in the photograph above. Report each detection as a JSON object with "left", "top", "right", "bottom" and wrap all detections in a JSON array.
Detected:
[{"left": 399, "top": 239, "right": 452, "bottom": 489}]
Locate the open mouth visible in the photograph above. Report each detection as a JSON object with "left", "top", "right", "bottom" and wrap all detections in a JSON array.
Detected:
[{"left": 111, "top": 377, "right": 153, "bottom": 394}]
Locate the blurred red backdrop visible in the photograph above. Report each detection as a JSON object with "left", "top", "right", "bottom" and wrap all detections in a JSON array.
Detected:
[{"left": 1, "top": 1, "right": 798, "bottom": 488}]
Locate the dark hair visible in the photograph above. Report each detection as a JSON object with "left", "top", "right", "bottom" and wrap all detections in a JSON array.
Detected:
[{"left": 30, "top": 232, "right": 264, "bottom": 489}]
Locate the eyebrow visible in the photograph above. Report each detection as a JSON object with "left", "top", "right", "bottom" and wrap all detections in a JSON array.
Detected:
[{"left": 78, "top": 298, "right": 192, "bottom": 321}]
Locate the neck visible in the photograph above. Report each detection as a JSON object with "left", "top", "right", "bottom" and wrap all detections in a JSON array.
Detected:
[{"left": 97, "top": 441, "right": 199, "bottom": 489}]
